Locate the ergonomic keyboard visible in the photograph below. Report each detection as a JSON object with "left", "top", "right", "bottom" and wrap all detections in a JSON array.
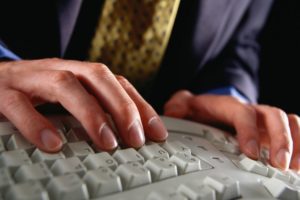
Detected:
[{"left": 1, "top": 115, "right": 300, "bottom": 200}]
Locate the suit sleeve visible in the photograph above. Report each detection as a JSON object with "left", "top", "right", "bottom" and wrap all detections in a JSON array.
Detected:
[
  {"left": 0, "top": 40, "right": 21, "bottom": 60},
  {"left": 189, "top": 0, "right": 273, "bottom": 103}
]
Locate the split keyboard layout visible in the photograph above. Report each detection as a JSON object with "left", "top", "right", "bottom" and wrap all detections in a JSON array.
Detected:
[{"left": 1, "top": 115, "right": 300, "bottom": 200}]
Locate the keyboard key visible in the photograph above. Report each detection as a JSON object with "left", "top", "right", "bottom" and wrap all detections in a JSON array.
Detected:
[
  {"left": 0, "top": 122, "right": 19, "bottom": 143},
  {"left": 48, "top": 116, "right": 67, "bottom": 133},
  {"left": 144, "top": 157, "right": 178, "bottom": 181},
  {"left": 178, "top": 182, "right": 216, "bottom": 200},
  {"left": 0, "top": 138, "right": 5, "bottom": 152},
  {"left": 83, "top": 167, "right": 122, "bottom": 197},
  {"left": 138, "top": 144, "right": 169, "bottom": 159},
  {"left": 162, "top": 141, "right": 191, "bottom": 156},
  {"left": 51, "top": 157, "right": 87, "bottom": 177},
  {"left": 5, "top": 180, "right": 49, "bottom": 200},
  {"left": 239, "top": 155, "right": 268, "bottom": 176},
  {"left": 0, "top": 150, "right": 32, "bottom": 173},
  {"left": 47, "top": 174, "right": 89, "bottom": 200},
  {"left": 113, "top": 148, "right": 145, "bottom": 164},
  {"left": 146, "top": 188, "right": 188, "bottom": 200},
  {"left": 287, "top": 170, "right": 300, "bottom": 186},
  {"left": 62, "top": 141, "right": 94, "bottom": 160},
  {"left": 169, "top": 153, "right": 201, "bottom": 174},
  {"left": 203, "top": 174, "right": 241, "bottom": 200},
  {"left": 263, "top": 177, "right": 298, "bottom": 200},
  {"left": 267, "top": 164, "right": 290, "bottom": 182},
  {"left": 213, "top": 141, "right": 240, "bottom": 155},
  {"left": 83, "top": 152, "right": 118, "bottom": 170},
  {"left": 115, "top": 162, "right": 151, "bottom": 189},
  {"left": 6, "top": 134, "right": 35, "bottom": 154},
  {"left": 31, "top": 148, "right": 65, "bottom": 167},
  {"left": 57, "top": 130, "right": 68, "bottom": 145},
  {"left": 0, "top": 168, "right": 14, "bottom": 193},
  {"left": 14, "top": 162, "right": 53, "bottom": 185}
]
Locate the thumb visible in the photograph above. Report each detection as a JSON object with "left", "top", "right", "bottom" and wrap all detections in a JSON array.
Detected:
[{"left": 163, "top": 90, "right": 194, "bottom": 118}]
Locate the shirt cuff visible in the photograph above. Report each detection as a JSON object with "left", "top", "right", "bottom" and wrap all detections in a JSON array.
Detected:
[
  {"left": 205, "top": 86, "right": 250, "bottom": 103},
  {"left": 0, "top": 45, "right": 21, "bottom": 60}
]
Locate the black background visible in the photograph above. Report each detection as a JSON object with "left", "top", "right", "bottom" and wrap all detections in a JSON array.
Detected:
[{"left": 259, "top": 0, "right": 300, "bottom": 114}]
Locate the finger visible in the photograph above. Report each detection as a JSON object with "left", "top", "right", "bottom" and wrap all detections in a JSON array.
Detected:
[
  {"left": 10, "top": 70, "right": 118, "bottom": 151},
  {"left": 0, "top": 90, "right": 62, "bottom": 152},
  {"left": 40, "top": 59, "right": 144, "bottom": 148},
  {"left": 116, "top": 75, "right": 168, "bottom": 142},
  {"left": 287, "top": 114, "right": 300, "bottom": 171},
  {"left": 163, "top": 90, "right": 194, "bottom": 118},
  {"left": 185, "top": 94, "right": 260, "bottom": 159},
  {"left": 254, "top": 105, "right": 292, "bottom": 170}
]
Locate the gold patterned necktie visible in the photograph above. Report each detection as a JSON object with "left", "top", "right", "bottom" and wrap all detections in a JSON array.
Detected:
[{"left": 89, "top": 0, "right": 180, "bottom": 89}]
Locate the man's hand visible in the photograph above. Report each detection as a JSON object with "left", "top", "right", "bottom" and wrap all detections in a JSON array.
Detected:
[
  {"left": 0, "top": 58, "right": 168, "bottom": 152},
  {"left": 164, "top": 90, "right": 300, "bottom": 171}
]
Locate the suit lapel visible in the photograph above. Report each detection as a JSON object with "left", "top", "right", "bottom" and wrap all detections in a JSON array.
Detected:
[
  {"left": 57, "top": 0, "right": 83, "bottom": 56},
  {"left": 194, "top": 0, "right": 251, "bottom": 67}
]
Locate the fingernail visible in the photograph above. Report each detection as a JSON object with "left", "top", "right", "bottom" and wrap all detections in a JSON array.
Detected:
[
  {"left": 245, "top": 140, "right": 259, "bottom": 159},
  {"left": 99, "top": 123, "right": 117, "bottom": 150},
  {"left": 41, "top": 129, "right": 62, "bottom": 151},
  {"left": 148, "top": 117, "right": 168, "bottom": 141},
  {"left": 276, "top": 149, "right": 291, "bottom": 170},
  {"left": 128, "top": 120, "right": 145, "bottom": 148}
]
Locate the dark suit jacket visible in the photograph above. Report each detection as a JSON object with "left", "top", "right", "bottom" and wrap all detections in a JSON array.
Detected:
[{"left": 0, "top": 0, "right": 273, "bottom": 113}]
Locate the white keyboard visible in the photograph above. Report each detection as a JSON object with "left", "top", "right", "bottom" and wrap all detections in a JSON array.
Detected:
[{"left": 1, "top": 115, "right": 300, "bottom": 200}]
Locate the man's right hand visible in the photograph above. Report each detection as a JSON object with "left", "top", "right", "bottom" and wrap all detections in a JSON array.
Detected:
[{"left": 0, "top": 58, "right": 168, "bottom": 152}]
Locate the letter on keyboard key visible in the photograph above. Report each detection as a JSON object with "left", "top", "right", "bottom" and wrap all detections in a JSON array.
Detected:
[
  {"left": 83, "top": 167, "right": 122, "bottom": 198},
  {"left": 47, "top": 174, "right": 89, "bottom": 200},
  {"left": 144, "top": 157, "right": 178, "bottom": 181},
  {"left": 5, "top": 180, "right": 49, "bottom": 200},
  {"left": 115, "top": 162, "right": 151, "bottom": 189},
  {"left": 203, "top": 174, "right": 241, "bottom": 200},
  {"left": 138, "top": 144, "right": 169, "bottom": 159},
  {"left": 162, "top": 141, "right": 191, "bottom": 156},
  {"left": 83, "top": 152, "right": 118, "bottom": 170}
]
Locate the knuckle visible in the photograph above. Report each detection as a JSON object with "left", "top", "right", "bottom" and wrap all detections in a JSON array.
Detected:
[
  {"left": 119, "top": 100, "right": 137, "bottom": 115},
  {"left": 116, "top": 75, "right": 131, "bottom": 89},
  {"left": 51, "top": 70, "right": 77, "bottom": 88},
  {"left": 88, "top": 63, "right": 109, "bottom": 74},
  {"left": 288, "top": 114, "right": 300, "bottom": 123},
  {"left": 87, "top": 63, "right": 114, "bottom": 81},
  {"left": 270, "top": 107, "right": 286, "bottom": 117}
]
